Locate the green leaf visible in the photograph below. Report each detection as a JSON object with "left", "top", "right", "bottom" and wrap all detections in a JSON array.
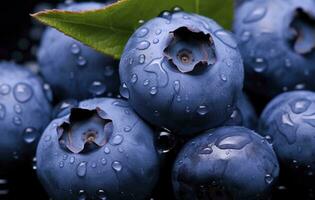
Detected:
[{"left": 32, "top": 0, "right": 233, "bottom": 59}]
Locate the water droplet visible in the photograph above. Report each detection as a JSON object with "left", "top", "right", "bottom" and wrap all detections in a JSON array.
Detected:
[
  {"left": 150, "top": 87, "right": 158, "bottom": 95},
  {"left": 138, "top": 19, "right": 145, "bottom": 24},
  {"left": 59, "top": 161, "right": 64, "bottom": 168},
  {"left": 77, "top": 162, "right": 87, "bottom": 177},
  {"left": 101, "top": 158, "right": 107, "bottom": 165},
  {"left": 70, "top": 156, "right": 75, "bottom": 164},
  {"left": 216, "top": 134, "right": 251, "bottom": 150},
  {"left": 176, "top": 95, "right": 181, "bottom": 102},
  {"left": 23, "top": 127, "right": 38, "bottom": 143},
  {"left": 0, "top": 84, "right": 10, "bottom": 95},
  {"left": 214, "top": 30, "right": 238, "bottom": 49},
  {"left": 124, "top": 126, "right": 131, "bottom": 132},
  {"left": 0, "top": 104, "right": 6, "bottom": 120},
  {"left": 14, "top": 83, "right": 33, "bottom": 103},
  {"left": 137, "top": 41, "right": 151, "bottom": 50},
  {"left": 137, "top": 28, "right": 149, "bottom": 38},
  {"left": 157, "top": 130, "right": 176, "bottom": 154},
  {"left": 139, "top": 54, "right": 146, "bottom": 64},
  {"left": 112, "top": 161, "right": 122, "bottom": 172},
  {"left": 290, "top": 99, "right": 311, "bottom": 114},
  {"left": 44, "top": 135, "right": 51, "bottom": 142},
  {"left": 159, "top": 11, "right": 172, "bottom": 20},
  {"left": 143, "top": 79, "right": 150, "bottom": 86},
  {"left": 104, "top": 66, "right": 114, "bottom": 76},
  {"left": 295, "top": 83, "right": 305, "bottom": 90},
  {"left": 253, "top": 58, "right": 268, "bottom": 73},
  {"left": 77, "top": 56, "right": 87, "bottom": 66},
  {"left": 155, "top": 29, "right": 162, "bottom": 35},
  {"left": 220, "top": 74, "right": 227, "bottom": 81},
  {"left": 78, "top": 190, "right": 87, "bottom": 200},
  {"left": 12, "top": 116, "right": 22, "bottom": 125},
  {"left": 173, "top": 6, "right": 182, "bottom": 12},
  {"left": 185, "top": 106, "right": 191, "bottom": 113},
  {"left": 264, "top": 135, "right": 273, "bottom": 143},
  {"left": 97, "top": 189, "right": 107, "bottom": 200},
  {"left": 89, "top": 81, "right": 107, "bottom": 96},
  {"left": 241, "top": 31, "right": 251, "bottom": 42},
  {"left": 71, "top": 43, "right": 80, "bottom": 55},
  {"left": 153, "top": 38, "right": 159, "bottom": 44},
  {"left": 104, "top": 146, "right": 111, "bottom": 154},
  {"left": 43, "top": 83, "right": 53, "bottom": 102},
  {"left": 130, "top": 74, "right": 138, "bottom": 84},
  {"left": 265, "top": 174, "right": 274, "bottom": 184},
  {"left": 199, "top": 147, "right": 213, "bottom": 155},
  {"left": 14, "top": 104, "right": 22, "bottom": 114},
  {"left": 183, "top": 14, "right": 190, "bottom": 20},
  {"left": 285, "top": 58, "right": 292, "bottom": 68},
  {"left": 197, "top": 105, "right": 209, "bottom": 116},
  {"left": 91, "top": 162, "right": 97, "bottom": 168},
  {"left": 111, "top": 135, "right": 123, "bottom": 145},
  {"left": 173, "top": 80, "right": 180, "bottom": 93},
  {"left": 243, "top": 6, "right": 267, "bottom": 23},
  {"left": 120, "top": 83, "right": 130, "bottom": 99}
]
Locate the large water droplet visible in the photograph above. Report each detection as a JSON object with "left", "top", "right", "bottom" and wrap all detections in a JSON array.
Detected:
[
  {"left": 112, "top": 161, "right": 122, "bottom": 172},
  {"left": 120, "top": 83, "right": 130, "bottom": 99},
  {"left": 110, "top": 135, "right": 123, "bottom": 145},
  {"left": 23, "top": 127, "right": 38, "bottom": 144},
  {"left": 290, "top": 99, "right": 311, "bottom": 114},
  {"left": 159, "top": 11, "right": 172, "bottom": 20},
  {"left": 14, "top": 83, "right": 33, "bottom": 103},
  {"left": 137, "top": 28, "right": 149, "bottom": 38},
  {"left": 89, "top": 81, "right": 107, "bottom": 96},
  {"left": 216, "top": 134, "right": 251, "bottom": 150},
  {"left": 243, "top": 6, "right": 267, "bottom": 23},
  {"left": 77, "top": 162, "right": 87, "bottom": 177},
  {"left": 197, "top": 105, "right": 209, "bottom": 116},
  {"left": 137, "top": 41, "right": 151, "bottom": 50},
  {"left": 0, "top": 104, "right": 6, "bottom": 120},
  {"left": 71, "top": 43, "right": 80, "bottom": 55},
  {"left": 214, "top": 30, "right": 238, "bottom": 49},
  {"left": 157, "top": 130, "right": 176, "bottom": 154},
  {"left": 0, "top": 84, "right": 10, "bottom": 95}
]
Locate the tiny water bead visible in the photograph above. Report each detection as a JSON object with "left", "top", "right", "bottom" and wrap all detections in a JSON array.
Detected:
[
  {"left": 253, "top": 57, "right": 268, "bottom": 73},
  {"left": 197, "top": 105, "right": 209, "bottom": 116},
  {"left": 12, "top": 116, "right": 22, "bottom": 125},
  {"left": 150, "top": 87, "right": 158, "bottom": 95},
  {"left": 71, "top": 43, "right": 81, "bottom": 55},
  {"left": 0, "top": 104, "right": 6, "bottom": 120},
  {"left": 265, "top": 174, "right": 274, "bottom": 184},
  {"left": 137, "top": 41, "right": 151, "bottom": 50},
  {"left": 77, "top": 56, "right": 87, "bottom": 66},
  {"left": 120, "top": 83, "right": 130, "bottom": 99},
  {"left": 104, "top": 146, "right": 111, "bottom": 154},
  {"left": 23, "top": 127, "right": 38, "bottom": 144},
  {"left": 110, "top": 135, "right": 124, "bottom": 145},
  {"left": 137, "top": 28, "right": 149, "bottom": 38},
  {"left": 139, "top": 54, "right": 146, "bottom": 64},
  {"left": 0, "top": 84, "right": 10, "bottom": 95},
  {"left": 14, "top": 104, "right": 22, "bottom": 114},
  {"left": 130, "top": 74, "right": 138, "bottom": 84},
  {"left": 89, "top": 81, "right": 107, "bottom": 96},
  {"left": 243, "top": 6, "right": 267, "bottom": 24},
  {"left": 104, "top": 65, "right": 114, "bottom": 76}
]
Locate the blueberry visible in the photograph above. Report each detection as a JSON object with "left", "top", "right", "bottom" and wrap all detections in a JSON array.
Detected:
[
  {"left": 37, "top": 2, "right": 120, "bottom": 101},
  {"left": 237, "top": 93, "right": 258, "bottom": 129},
  {"left": 36, "top": 98, "right": 159, "bottom": 200},
  {"left": 234, "top": 0, "right": 315, "bottom": 97},
  {"left": 172, "top": 126, "right": 279, "bottom": 200},
  {"left": 0, "top": 62, "right": 52, "bottom": 165},
  {"left": 259, "top": 91, "right": 315, "bottom": 181},
  {"left": 119, "top": 11, "right": 244, "bottom": 135},
  {"left": 52, "top": 99, "right": 79, "bottom": 119}
]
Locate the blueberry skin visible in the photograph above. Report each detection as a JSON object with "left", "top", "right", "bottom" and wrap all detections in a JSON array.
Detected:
[
  {"left": 233, "top": 0, "right": 315, "bottom": 98},
  {"left": 0, "top": 62, "right": 52, "bottom": 164},
  {"left": 172, "top": 126, "right": 279, "bottom": 200},
  {"left": 38, "top": 2, "right": 120, "bottom": 101},
  {"left": 120, "top": 11, "right": 244, "bottom": 135},
  {"left": 237, "top": 93, "right": 257, "bottom": 130},
  {"left": 36, "top": 98, "right": 159, "bottom": 200},
  {"left": 259, "top": 91, "right": 315, "bottom": 178}
]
